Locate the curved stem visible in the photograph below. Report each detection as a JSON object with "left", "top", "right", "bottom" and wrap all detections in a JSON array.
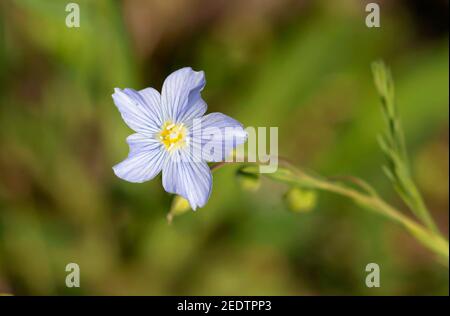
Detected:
[{"left": 218, "top": 160, "right": 449, "bottom": 264}]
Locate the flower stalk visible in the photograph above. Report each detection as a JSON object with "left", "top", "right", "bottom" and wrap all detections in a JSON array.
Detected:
[
  {"left": 209, "top": 61, "right": 449, "bottom": 265},
  {"left": 233, "top": 162, "right": 449, "bottom": 264}
]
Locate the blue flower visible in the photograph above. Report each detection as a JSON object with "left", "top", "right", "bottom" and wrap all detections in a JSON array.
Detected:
[{"left": 112, "top": 67, "right": 247, "bottom": 210}]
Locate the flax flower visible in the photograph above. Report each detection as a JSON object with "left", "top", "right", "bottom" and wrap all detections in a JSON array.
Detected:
[{"left": 112, "top": 67, "right": 247, "bottom": 209}]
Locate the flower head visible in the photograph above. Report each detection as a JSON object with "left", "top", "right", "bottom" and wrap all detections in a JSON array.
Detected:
[{"left": 112, "top": 67, "right": 247, "bottom": 210}]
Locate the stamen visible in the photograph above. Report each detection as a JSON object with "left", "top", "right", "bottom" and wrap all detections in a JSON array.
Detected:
[{"left": 158, "top": 121, "right": 187, "bottom": 152}]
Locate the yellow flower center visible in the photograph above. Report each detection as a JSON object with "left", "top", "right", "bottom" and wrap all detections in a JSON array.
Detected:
[{"left": 158, "top": 121, "right": 187, "bottom": 152}]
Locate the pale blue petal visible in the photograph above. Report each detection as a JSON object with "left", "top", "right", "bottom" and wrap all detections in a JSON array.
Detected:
[
  {"left": 162, "top": 151, "right": 212, "bottom": 210},
  {"left": 190, "top": 113, "right": 247, "bottom": 162},
  {"left": 125, "top": 133, "right": 159, "bottom": 155},
  {"left": 113, "top": 135, "right": 166, "bottom": 183},
  {"left": 161, "top": 67, "right": 207, "bottom": 123},
  {"left": 112, "top": 88, "right": 162, "bottom": 135},
  {"left": 179, "top": 96, "right": 207, "bottom": 123},
  {"left": 138, "top": 87, "right": 163, "bottom": 127}
]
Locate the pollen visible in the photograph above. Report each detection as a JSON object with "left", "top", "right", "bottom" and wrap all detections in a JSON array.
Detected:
[{"left": 159, "top": 121, "right": 187, "bottom": 151}]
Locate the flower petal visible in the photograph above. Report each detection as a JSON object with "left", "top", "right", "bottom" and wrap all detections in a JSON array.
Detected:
[
  {"left": 113, "top": 134, "right": 166, "bottom": 183},
  {"left": 161, "top": 67, "right": 207, "bottom": 123},
  {"left": 191, "top": 112, "right": 247, "bottom": 162},
  {"left": 162, "top": 152, "right": 212, "bottom": 210},
  {"left": 138, "top": 87, "right": 164, "bottom": 127},
  {"left": 112, "top": 88, "right": 162, "bottom": 135}
]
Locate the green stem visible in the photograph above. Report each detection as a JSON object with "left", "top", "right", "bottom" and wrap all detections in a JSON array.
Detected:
[{"left": 230, "top": 162, "right": 449, "bottom": 264}]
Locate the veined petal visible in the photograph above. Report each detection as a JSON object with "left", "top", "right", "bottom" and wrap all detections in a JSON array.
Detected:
[
  {"left": 112, "top": 88, "right": 162, "bottom": 135},
  {"left": 190, "top": 112, "right": 247, "bottom": 162},
  {"left": 162, "top": 151, "right": 212, "bottom": 210},
  {"left": 113, "top": 135, "right": 166, "bottom": 183},
  {"left": 138, "top": 87, "right": 164, "bottom": 127},
  {"left": 161, "top": 67, "right": 207, "bottom": 123},
  {"left": 125, "top": 133, "right": 160, "bottom": 155},
  {"left": 180, "top": 96, "right": 207, "bottom": 124}
]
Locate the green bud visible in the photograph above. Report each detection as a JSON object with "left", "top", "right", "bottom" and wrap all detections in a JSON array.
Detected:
[
  {"left": 167, "top": 195, "right": 191, "bottom": 223},
  {"left": 236, "top": 168, "right": 261, "bottom": 192},
  {"left": 284, "top": 187, "right": 318, "bottom": 213}
]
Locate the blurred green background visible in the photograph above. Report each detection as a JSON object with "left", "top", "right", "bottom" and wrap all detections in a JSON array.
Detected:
[{"left": 0, "top": 0, "right": 448, "bottom": 295}]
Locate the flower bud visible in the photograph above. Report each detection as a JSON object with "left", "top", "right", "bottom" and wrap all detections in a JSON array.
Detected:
[
  {"left": 167, "top": 195, "right": 191, "bottom": 223},
  {"left": 236, "top": 168, "right": 261, "bottom": 192},
  {"left": 284, "top": 187, "right": 317, "bottom": 213}
]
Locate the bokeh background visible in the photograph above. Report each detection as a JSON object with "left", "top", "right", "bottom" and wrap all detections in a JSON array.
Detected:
[{"left": 0, "top": 0, "right": 448, "bottom": 295}]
